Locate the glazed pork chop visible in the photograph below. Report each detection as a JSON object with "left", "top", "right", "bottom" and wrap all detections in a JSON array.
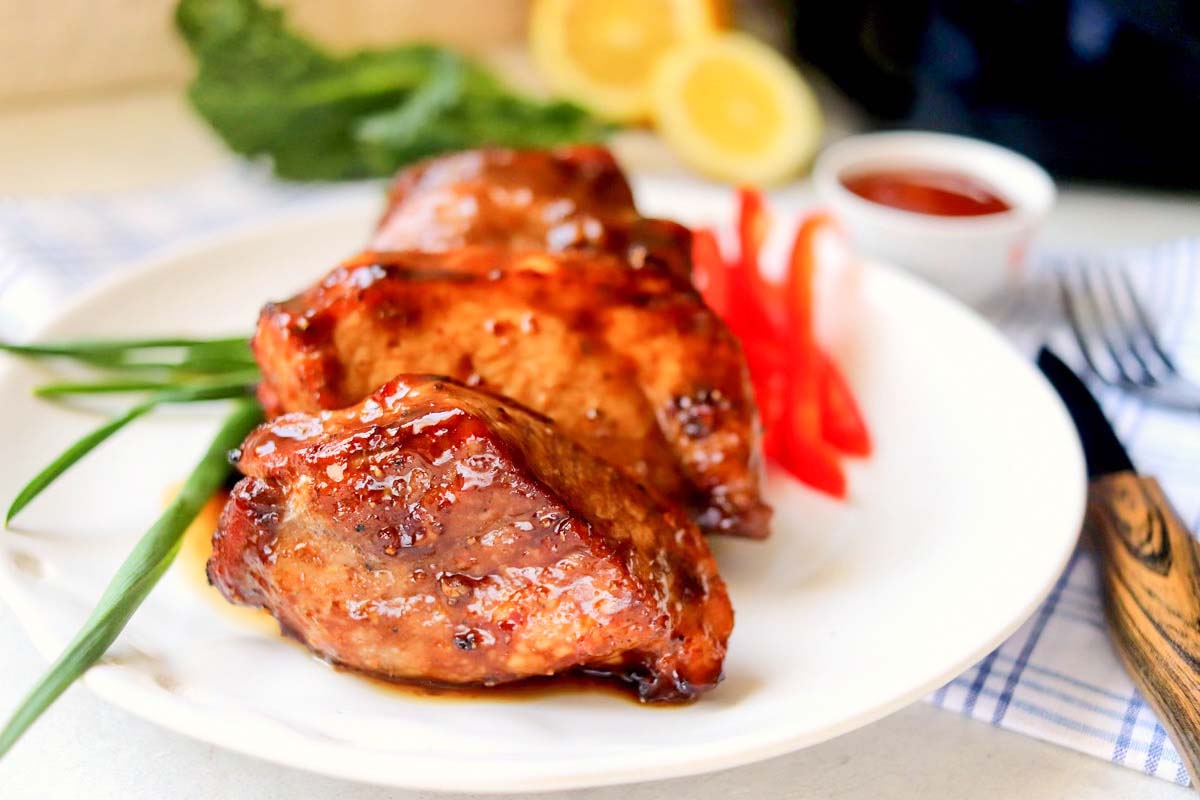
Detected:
[
  {"left": 253, "top": 248, "right": 771, "bottom": 538},
  {"left": 371, "top": 146, "right": 694, "bottom": 280},
  {"left": 209, "top": 375, "right": 734, "bottom": 700}
]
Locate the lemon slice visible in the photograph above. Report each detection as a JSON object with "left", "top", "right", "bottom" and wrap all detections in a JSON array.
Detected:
[
  {"left": 529, "top": 0, "right": 724, "bottom": 121},
  {"left": 651, "top": 32, "right": 823, "bottom": 185}
]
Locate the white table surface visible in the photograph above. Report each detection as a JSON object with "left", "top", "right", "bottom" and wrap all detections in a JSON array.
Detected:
[{"left": 0, "top": 89, "right": 1198, "bottom": 800}]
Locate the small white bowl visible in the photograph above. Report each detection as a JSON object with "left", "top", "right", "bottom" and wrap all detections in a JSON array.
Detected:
[{"left": 813, "top": 131, "right": 1056, "bottom": 305}]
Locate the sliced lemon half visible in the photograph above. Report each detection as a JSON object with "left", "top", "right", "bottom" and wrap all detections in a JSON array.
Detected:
[
  {"left": 651, "top": 32, "right": 823, "bottom": 185},
  {"left": 529, "top": 0, "right": 724, "bottom": 121}
]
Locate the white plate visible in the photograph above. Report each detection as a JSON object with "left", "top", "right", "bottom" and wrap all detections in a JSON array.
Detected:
[{"left": 0, "top": 180, "right": 1086, "bottom": 793}]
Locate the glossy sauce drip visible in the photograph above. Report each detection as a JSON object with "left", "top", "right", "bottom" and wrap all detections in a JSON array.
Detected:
[
  {"left": 173, "top": 486, "right": 278, "bottom": 635},
  {"left": 354, "top": 667, "right": 677, "bottom": 706},
  {"left": 841, "top": 168, "right": 1012, "bottom": 217}
]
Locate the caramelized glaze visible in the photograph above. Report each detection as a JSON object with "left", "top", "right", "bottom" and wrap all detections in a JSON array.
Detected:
[
  {"left": 209, "top": 376, "right": 734, "bottom": 701},
  {"left": 255, "top": 147, "right": 770, "bottom": 537},
  {"left": 254, "top": 247, "right": 770, "bottom": 538},
  {"left": 178, "top": 489, "right": 674, "bottom": 704},
  {"left": 372, "top": 146, "right": 694, "bottom": 280}
]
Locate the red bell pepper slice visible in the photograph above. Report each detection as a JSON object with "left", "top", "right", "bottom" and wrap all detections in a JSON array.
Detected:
[
  {"left": 692, "top": 223, "right": 775, "bottom": 346},
  {"left": 743, "top": 337, "right": 789, "bottom": 438},
  {"left": 774, "top": 434, "right": 848, "bottom": 498},
  {"left": 772, "top": 210, "right": 847, "bottom": 497},
  {"left": 818, "top": 352, "right": 872, "bottom": 457},
  {"left": 784, "top": 211, "right": 821, "bottom": 412},
  {"left": 771, "top": 372, "right": 847, "bottom": 498},
  {"left": 690, "top": 227, "right": 729, "bottom": 312},
  {"left": 737, "top": 187, "right": 770, "bottom": 276},
  {"left": 693, "top": 193, "right": 869, "bottom": 499},
  {"left": 736, "top": 188, "right": 785, "bottom": 326},
  {"left": 786, "top": 210, "right": 871, "bottom": 458}
]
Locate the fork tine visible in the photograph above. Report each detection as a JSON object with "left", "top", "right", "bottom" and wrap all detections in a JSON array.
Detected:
[
  {"left": 1058, "top": 268, "right": 1113, "bottom": 384},
  {"left": 1080, "top": 263, "right": 1144, "bottom": 386},
  {"left": 1098, "top": 266, "right": 1157, "bottom": 385},
  {"left": 1119, "top": 269, "right": 1179, "bottom": 375},
  {"left": 1059, "top": 254, "right": 1198, "bottom": 410}
]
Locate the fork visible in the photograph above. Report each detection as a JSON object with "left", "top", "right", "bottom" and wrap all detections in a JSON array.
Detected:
[{"left": 1058, "top": 262, "right": 1200, "bottom": 410}]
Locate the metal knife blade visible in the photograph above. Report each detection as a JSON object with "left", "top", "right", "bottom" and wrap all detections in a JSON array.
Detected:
[{"left": 1037, "top": 347, "right": 1134, "bottom": 479}]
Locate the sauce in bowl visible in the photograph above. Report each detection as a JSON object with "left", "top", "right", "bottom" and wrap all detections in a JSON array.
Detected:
[{"left": 840, "top": 168, "right": 1012, "bottom": 217}]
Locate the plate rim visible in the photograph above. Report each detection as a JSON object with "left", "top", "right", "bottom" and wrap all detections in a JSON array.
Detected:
[{"left": 0, "top": 191, "right": 1087, "bottom": 793}]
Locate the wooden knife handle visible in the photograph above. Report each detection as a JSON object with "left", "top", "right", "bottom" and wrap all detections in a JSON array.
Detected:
[{"left": 1087, "top": 472, "right": 1200, "bottom": 785}]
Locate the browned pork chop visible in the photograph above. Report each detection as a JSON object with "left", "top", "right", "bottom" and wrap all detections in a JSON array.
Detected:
[
  {"left": 371, "top": 146, "right": 693, "bottom": 280},
  {"left": 209, "top": 375, "right": 734, "bottom": 700},
  {"left": 252, "top": 248, "right": 770, "bottom": 537}
]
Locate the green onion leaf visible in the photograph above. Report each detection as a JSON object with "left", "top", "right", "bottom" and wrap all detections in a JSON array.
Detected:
[
  {"left": 6, "top": 382, "right": 257, "bottom": 523},
  {"left": 0, "top": 336, "right": 250, "bottom": 357},
  {"left": 0, "top": 397, "right": 262, "bottom": 758},
  {"left": 47, "top": 358, "right": 258, "bottom": 375},
  {"left": 33, "top": 374, "right": 261, "bottom": 398},
  {"left": 5, "top": 403, "right": 156, "bottom": 524},
  {"left": 34, "top": 379, "right": 184, "bottom": 397},
  {"left": 0, "top": 336, "right": 255, "bottom": 377}
]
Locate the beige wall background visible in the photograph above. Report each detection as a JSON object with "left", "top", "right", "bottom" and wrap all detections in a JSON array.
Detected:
[{"left": 0, "top": 0, "right": 530, "bottom": 107}]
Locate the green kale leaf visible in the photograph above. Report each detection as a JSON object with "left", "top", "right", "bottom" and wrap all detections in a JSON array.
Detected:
[{"left": 175, "top": 0, "right": 612, "bottom": 180}]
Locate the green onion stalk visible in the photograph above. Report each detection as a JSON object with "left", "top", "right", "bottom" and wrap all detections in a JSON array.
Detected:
[{"left": 0, "top": 336, "right": 261, "bottom": 758}]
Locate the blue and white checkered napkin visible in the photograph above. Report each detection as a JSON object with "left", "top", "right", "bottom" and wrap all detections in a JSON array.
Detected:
[
  {"left": 1, "top": 169, "right": 1198, "bottom": 785},
  {"left": 928, "top": 241, "right": 1200, "bottom": 787},
  {"left": 0, "top": 166, "right": 378, "bottom": 339}
]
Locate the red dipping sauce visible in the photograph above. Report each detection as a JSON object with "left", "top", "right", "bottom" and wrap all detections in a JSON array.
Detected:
[{"left": 840, "top": 168, "right": 1012, "bottom": 217}]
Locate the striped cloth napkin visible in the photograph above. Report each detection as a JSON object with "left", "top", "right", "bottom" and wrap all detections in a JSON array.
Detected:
[
  {"left": 0, "top": 167, "right": 1197, "bottom": 785},
  {"left": 929, "top": 240, "right": 1200, "bottom": 787}
]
